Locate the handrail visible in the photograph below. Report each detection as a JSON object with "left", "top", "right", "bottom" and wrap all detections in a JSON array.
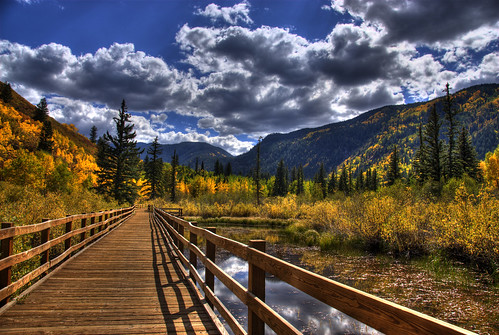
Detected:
[
  {"left": 0, "top": 206, "right": 135, "bottom": 306},
  {"left": 153, "top": 207, "right": 475, "bottom": 335}
]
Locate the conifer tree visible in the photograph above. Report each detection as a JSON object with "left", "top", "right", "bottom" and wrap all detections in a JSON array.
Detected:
[
  {"left": 422, "top": 104, "right": 443, "bottom": 184},
  {"left": 356, "top": 168, "right": 364, "bottom": 191},
  {"left": 254, "top": 138, "right": 262, "bottom": 206},
  {"left": 386, "top": 145, "right": 400, "bottom": 186},
  {"left": 413, "top": 122, "right": 428, "bottom": 183},
  {"left": 170, "top": 150, "right": 179, "bottom": 202},
  {"left": 443, "top": 83, "right": 460, "bottom": 179},
  {"left": 225, "top": 162, "right": 232, "bottom": 177},
  {"left": 34, "top": 98, "right": 49, "bottom": 122},
  {"left": 338, "top": 166, "right": 349, "bottom": 194},
  {"left": 145, "top": 136, "right": 163, "bottom": 199},
  {"left": 96, "top": 100, "right": 142, "bottom": 204},
  {"left": 89, "top": 125, "right": 98, "bottom": 144},
  {"left": 273, "top": 159, "right": 288, "bottom": 196},
  {"left": 1, "top": 83, "right": 12, "bottom": 103},
  {"left": 38, "top": 120, "right": 54, "bottom": 153},
  {"left": 297, "top": 165, "right": 304, "bottom": 195},
  {"left": 457, "top": 127, "right": 481, "bottom": 181},
  {"left": 314, "top": 162, "right": 327, "bottom": 198},
  {"left": 328, "top": 169, "right": 337, "bottom": 194}
]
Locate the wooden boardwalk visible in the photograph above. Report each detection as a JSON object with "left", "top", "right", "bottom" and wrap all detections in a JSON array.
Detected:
[{"left": 0, "top": 209, "right": 222, "bottom": 334}]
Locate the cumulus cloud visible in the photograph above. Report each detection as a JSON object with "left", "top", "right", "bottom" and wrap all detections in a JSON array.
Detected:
[
  {"left": 196, "top": 2, "right": 253, "bottom": 26},
  {"left": 0, "top": 41, "right": 194, "bottom": 112}
]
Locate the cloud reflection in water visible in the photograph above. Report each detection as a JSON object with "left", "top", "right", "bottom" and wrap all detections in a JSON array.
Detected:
[{"left": 205, "top": 255, "right": 382, "bottom": 335}]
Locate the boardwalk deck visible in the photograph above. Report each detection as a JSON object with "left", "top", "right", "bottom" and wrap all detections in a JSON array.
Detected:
[{"left": 0, "top": 209, "right": 222, "bottom": 334}]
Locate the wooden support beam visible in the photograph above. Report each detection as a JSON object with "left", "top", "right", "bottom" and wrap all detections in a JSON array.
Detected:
[
  {"left": 248, "top": 240, "right": 266, "bottom": 335},
  {"left": 0, "top": 222, "right": 13, "bottom": 307}
]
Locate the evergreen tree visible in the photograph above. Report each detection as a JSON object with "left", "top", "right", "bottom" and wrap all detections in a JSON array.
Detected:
[
  {"left": 170, "top": 150, "right": 179, "bottom": 202},
  {"left": 297, "top": 165, "right": 304, "bottom": 195},
  {"left": 356, "top": 169, "right": 364, "bottom": 191},
  {"left": 338, "top": 166, "right": 349, "bottom": 194},
  {"left": 34, "top": 98, "right": 49, "bottom": 122},
  {"left": 422, "top": 104, "right": 443, "bottom": 184},
  {"left": 225, "top": 162, "right": 232, "bottom": 177},
  {"left": 145, "top": 136, "right": 163, "bottom": 199},
  {"left": 386, "top": 145, "right": 401, "bottom": 186},
  {"left": 195, "top": 157, "right": 199, "bottom": 173},
  {"left": 328, "top": 169, "right": 337, "bottom": 194},
  {"left": 38, "top": 120, "right": 54, "bottom": 153},
  {"left": 443, "top": 83, "right": 460, "bottom": 179},
  {"left": 214, "top": 159, "right": 223, "bottom": 176},
  {"left": 413, "top": 122, "right": 428, "bottom": 183},
  {"left": 314, "top": 162, "right": 327, "bottom": 198},
  {"left": 457, "top": 127, "right": 481, "bottom": 181},
  {"left": 1, "top": 83, "right": 13, "bottom": 103},
  {"left": 254, "top": 138, "right": 262, "bottom": 206},
  {"left": 201, "top": 161, "right": 205, "bottom": 171},
  {"left": 272, "top": 159, "right": 288, "bottom": 197},
  {"left": 96, "top": 100, "right": 142, "bottom": 204},
  {"left": 89, "top": 125, "right": 98, "bottom": 144}
]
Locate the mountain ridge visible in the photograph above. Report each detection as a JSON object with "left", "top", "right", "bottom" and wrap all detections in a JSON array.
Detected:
[{"left": 228, "top": 83, "right": 499, "bottom": 178}]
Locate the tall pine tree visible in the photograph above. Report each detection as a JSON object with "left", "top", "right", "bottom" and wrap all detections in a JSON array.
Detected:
[
  {"left": 386, "top": 145, "right": 400, "bottom": 186},
  {"left": 443, "top": 83, "right": 460, "bottom": 179},
  {"left": 34, "top": 98, "right": 49, "bottom": 122},
  {"left": 38, "top": 121, "right": 54, "bottom": 153},
  {"left": 96, "top": 100, "right": 142, "bottom": 204},
  {"left": 1, "top": 83, "right": 12, "bottom": 103},
  {"left": 145, "top": 136, "right": 163, "bottom": 199},
  {"left": 457, "top": 127, "right": 481, "bottom": 181},
  {"left": 89, "top": 125, "right": 98, "bottom": 144},
  {"left": 422, "top": 104, "right": 443, "bottom": 184},
  {"left": 272, "top": 159, "right": 288, "bottom": 197}
]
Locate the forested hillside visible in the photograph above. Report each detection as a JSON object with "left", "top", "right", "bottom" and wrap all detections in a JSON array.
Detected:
[
  {"left": 137, "top": 141, "right": 232, "bottom": 170},
  {"left": 230, "top": 84, "right": 499, "bottom": 178}
]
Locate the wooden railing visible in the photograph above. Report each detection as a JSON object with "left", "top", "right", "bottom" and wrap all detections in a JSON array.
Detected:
[
  {"left": 153, "top": 207, "right": 475, "bottom": 335},
  {"left": 0, "top": 206, "right": 135, "bottom": 306}
]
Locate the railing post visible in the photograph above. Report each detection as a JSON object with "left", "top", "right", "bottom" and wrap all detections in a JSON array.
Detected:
[
  {"left": 0, "top": 223, "right": 13, "bottom": 306},
  {"left": 40, "top": 219, "right": 50, "bottom": 268},
  {"left": 65, "top": 215, "right": 72, "bottom": 252},
  {"left": 80, "top": 217, "right": 87, "bottom": 247},
  {"left": 205, "top": 227, "right": 216, "bottom": 309},
  {"left": 189, "top": 222, "right": 198, "bottom": 280},
  {"left": 98, "top": 212, "right": 103, "bottom": 232},
  {"left": 90, "top": 214, "right": 95, "bottom": 237},
  {"left": 248, "top": 240, "right": 266, "bottom": 335}
]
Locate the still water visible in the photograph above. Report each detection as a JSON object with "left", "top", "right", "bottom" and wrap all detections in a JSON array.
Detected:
[{"left": 194, "top": 225, "right": 498, "bottom": 335}]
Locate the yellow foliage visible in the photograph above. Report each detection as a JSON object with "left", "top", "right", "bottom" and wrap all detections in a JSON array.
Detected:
[{"left": 483, "top": 145, "right": 499, "bottom": 190}]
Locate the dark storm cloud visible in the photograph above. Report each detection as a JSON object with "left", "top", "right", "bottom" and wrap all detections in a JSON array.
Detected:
[{"left": 336, "top": 0, "right": 499, "bottom": 44}]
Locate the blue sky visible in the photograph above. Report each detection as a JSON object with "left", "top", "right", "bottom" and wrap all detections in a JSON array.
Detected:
[{"left": 1, "top": 0, "right": 498, "bottom": 155}]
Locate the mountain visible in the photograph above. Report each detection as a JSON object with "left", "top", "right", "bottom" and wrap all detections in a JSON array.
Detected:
[
  {"left": 229, "top": 83, "right": 499, "bottom": 178},
  {"left": 137, "top": 141, "right": 233, "bottom": 170}
]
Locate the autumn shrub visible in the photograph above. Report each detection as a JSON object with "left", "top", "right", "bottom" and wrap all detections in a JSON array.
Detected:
[
  {"left": 434, "top": 185, "right": 499, "bottom": 272},
  {"left": 261, "top": 195, "right": 299, "bottom": 219}
]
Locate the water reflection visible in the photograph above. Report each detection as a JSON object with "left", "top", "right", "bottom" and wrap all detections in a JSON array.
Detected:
[{"left": 205, "top": 255, "right": 382, "bottom": 335}]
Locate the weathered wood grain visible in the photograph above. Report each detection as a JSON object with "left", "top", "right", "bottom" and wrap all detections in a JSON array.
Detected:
[{"left": 0, "top": 209, "right": 222, "bottom": 335}]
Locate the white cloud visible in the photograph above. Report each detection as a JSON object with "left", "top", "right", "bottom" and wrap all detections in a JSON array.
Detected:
[{"left": 196, "top": 2, "right": 253, "bottom": 26}]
